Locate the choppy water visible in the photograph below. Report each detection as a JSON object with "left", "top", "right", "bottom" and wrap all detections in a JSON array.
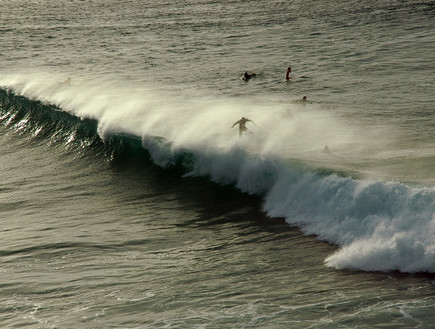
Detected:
[{"left": 1, "top": 0, "right": 435, "bottom": 328}]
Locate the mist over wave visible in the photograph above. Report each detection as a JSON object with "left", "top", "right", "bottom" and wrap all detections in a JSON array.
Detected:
[
  {"left": 1, "top": 74, "right": 434, "bottom": 274},
  {"left": 0, "top": 73, "right": 387, "bottom": 161}
]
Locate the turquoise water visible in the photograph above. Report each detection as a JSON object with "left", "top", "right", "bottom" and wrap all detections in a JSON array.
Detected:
[{"left": 1, "top": 0, "right": 434, "bottom": 327}]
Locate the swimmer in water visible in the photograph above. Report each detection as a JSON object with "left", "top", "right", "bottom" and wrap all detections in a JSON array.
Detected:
[
  {"left": 291, "top": 95, "right": 312, "bottom": 104},
  {"left": 299, "top": 96, "right": 312, "bottom": 103},
  {"left": 231, "top": 117, "right": 253, "bottom": 137}
]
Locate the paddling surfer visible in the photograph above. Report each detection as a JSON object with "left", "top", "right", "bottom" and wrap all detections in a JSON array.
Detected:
[{"left": 242, "top": 72, "right": 256, "bottom": 80}]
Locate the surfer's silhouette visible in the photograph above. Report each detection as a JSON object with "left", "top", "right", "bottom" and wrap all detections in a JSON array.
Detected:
[{"left": 231, "top": 117, "right": 253, "bottom": 137}]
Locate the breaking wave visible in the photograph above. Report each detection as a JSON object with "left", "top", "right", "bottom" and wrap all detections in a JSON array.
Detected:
[{"left": 1, "top": 75, "right": 434, "bottom": 274}]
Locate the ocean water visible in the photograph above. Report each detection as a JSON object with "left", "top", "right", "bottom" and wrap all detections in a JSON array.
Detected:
[{"left": 1, "top": 0, "right": 435, "bottom": 328}]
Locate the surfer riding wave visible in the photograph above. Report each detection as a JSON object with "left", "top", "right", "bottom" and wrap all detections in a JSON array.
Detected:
[{"left": 231, "top": 117, "right": 253, "bottom": 137}]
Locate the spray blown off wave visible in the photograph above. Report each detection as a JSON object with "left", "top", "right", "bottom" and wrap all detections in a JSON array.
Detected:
[{"left": 1, "top": 74, "right": 434, "bottom": 274}]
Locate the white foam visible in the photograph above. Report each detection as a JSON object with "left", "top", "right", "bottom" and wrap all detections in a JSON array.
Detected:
[{"left": 263, "top": 169, "right": 435, "bottom": 273}]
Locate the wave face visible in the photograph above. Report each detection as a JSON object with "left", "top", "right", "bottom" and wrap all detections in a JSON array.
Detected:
[
  {"left": 1, "top": 78, "right": 434, "bottom": 274},
  {"left": 0, "top": 87, "right": 151, "bottom": 163}
]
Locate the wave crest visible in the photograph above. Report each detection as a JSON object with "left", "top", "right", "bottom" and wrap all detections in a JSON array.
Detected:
[{"left": 1, "top": 79, "right": 434, "bottom": 274}]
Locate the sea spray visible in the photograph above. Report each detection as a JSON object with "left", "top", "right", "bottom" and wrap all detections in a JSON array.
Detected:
[{"left": 0, "top": 73, "right": 379, "bottom": 160}]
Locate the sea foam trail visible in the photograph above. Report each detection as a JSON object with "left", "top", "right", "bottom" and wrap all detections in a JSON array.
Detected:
[{"left": 1, "top": 74, "right": 434, "bottom": 274}]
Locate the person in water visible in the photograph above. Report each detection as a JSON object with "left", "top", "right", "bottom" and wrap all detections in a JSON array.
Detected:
[
  {"left": 231, "top": 117, "right": 253, "bottom": 137},
  {"left": 291, "top": 95, "right": 312, "bottom": 104},
  {"left": 285, "top": 66, "right": 292, "bottom": 80},
  {"left": 300, "top": 96, "right": 313, "bottom": 103},
  {"left": 286, "top": 66, "right": 309, "bottom": 80},
  {"left": 242, "top": 72, "right": 256, "bottom": 80}
]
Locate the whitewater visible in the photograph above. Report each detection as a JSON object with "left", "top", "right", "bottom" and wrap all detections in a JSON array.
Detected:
[{"left": 1, "top": 72, "right": 434, "bottom": 275}]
